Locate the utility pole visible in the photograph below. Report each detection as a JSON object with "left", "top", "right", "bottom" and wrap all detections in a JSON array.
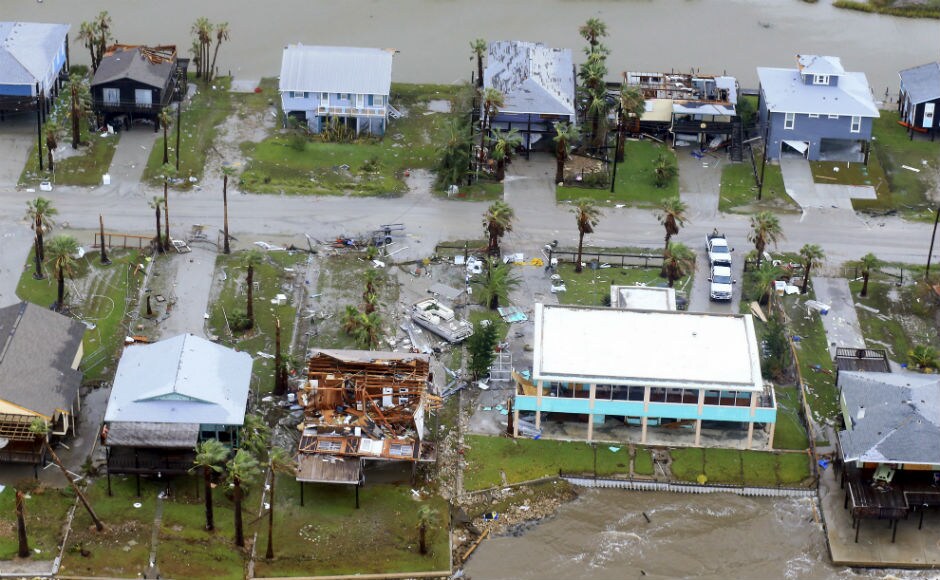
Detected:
[
  {"left": 757, "top": 120, "right": 769, "bottom": 201},
  {"left": 610, "top": 105, "right": 621, "bottom": 194},
  {"left": 926, "top": 206, "right": 940, "bottom": 281},
  {"left": 99, "top": 215, "right": 110, "bottom": 265},
  {"left": 175, "top": 68, "right": 183, "bottom": 171}
]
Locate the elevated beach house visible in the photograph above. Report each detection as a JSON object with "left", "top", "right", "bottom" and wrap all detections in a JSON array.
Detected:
[
  {"left": 0, "top": 21, "right": 70, "bottom": 117},
  {"left": 898, "top": 61, "right": 940, "bottom": 141},
  {"left": 757, "top": 55, "right": 879, "bottom": 162},
  {"left": 483, "top": 40, "right": 575, "bottom": 152},
  {"left": 90, "top": 44, "right": 187, "bottom": 130},
  {"left": 0, "top": 302, "right": 85, "bottom": 465},
  {"left": 279, "top": 44, "right": 393, "bottom": 136},
  {"left": 514, "top": 304, "right": 775, "bottom": 450},
  {"left": 102, "top": 334, "right": 252, "bottom": 489}
]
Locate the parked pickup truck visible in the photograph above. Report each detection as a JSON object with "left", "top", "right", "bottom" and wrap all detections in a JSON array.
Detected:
[
  {"left": 708, "top": 264, "right": 735, "bottom": 301},
  {"left": 706, "top": 232, "right": 733, "bottom": 266},
  {"left": 411, "top": 298, "right": 473, "bottom": 343}
]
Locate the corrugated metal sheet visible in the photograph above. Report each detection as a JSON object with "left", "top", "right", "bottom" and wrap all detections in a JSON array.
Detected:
[
  {"left": 278, "top": 44, "right": 393, "bottom": 95},
  {"left": 0, "top": 22, "right": 69, "bottom": 87}
]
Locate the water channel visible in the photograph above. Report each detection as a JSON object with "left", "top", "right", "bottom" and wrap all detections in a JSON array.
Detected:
[{"left": 6, "top": 1, "right": 939, "bottom": 577}]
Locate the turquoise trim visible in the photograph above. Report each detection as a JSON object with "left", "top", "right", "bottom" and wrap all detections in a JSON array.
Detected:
[{"left": 515, "top": 395, "right": 777, "bottom": 423}]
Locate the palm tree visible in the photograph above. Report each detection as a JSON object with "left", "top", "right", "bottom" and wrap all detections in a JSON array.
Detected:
[
  {"left": 752, "top": 262, "right": 784, "bottom": 307},
  {"left": 572, "top": 199, "right": 601, "bottom": 274},
  {"left": 159, "top": 108, "right": 171, "bottom": 165},
  {"left": 161, "top": 163, "right": 177, "bottom": 252},
  {"left": 222, "top": 167, "right": 235, "bottom": 254},
  {"left": 25, "top": 197, "right": 56, "bottom": 279},
  {"left": 264, "top": 447, "right": 297, "bottom": 560},
  {"left": 192, "top": 18, "right": 213, "bottom": 79},
  {"left": 243, "top": 249, "right": 264, "bottom": 329},
  {"left": 472, "top": 258, "right": 520, "bottom": 310},
  {"left": 748, "top": 211, "right": 784, "bottom": 268},
  {"left": 209, "top": 22, "right": 230, "bottom": 83},
  {"left": 616, "top": 86, "right": 646, "bottom": 162},
  {"left": 44, "top": 122, "right": 57, "bottom": 173},
  {"left": 353, "top": 311, "right": 383, "bottom": 350},
  {"left": 859, "top": 253, "right": 879, "bottom": 298},
  {"left": 29, "top": 418, "right": 104, "bottom": 531},
  {"left": 149, "top": 196, "right": 164, "bottom": 253},
  {"left": 798, "top": 244, "right": 825, "bottom": 295},
  {"left": 657, "top": 197, "right": 688, "bottom": 254},
  {"left": 553, "top": 122, "right": 579, "bottom": 185},
  {"left": 46, "top": 235, "right": 79, "bottom": 312},
  {"left": 239, "top": 415, "right": 271, "bottom": 459},
  {"left": 663, "top": 242, "right": 695, "bottom": 288},
  {"left": 16, "top": 489, "right": 29, "bottom": 558},
  {"left": 192, "top": 438, "right": 228, "bottom": 531},
  {"left": 909, "top": 345, "right": 939, "bottom": 371},
  {"left": 227, "top": 449, "right": 260, "bottom": 548},
  {"left": 578, "top": 18, "right": 608, "bottom": 52},
  {"left": 77, "top": 21, "right": 99, "bottom": 73},
  {"left": 653, "top": 153, "right": 677, "bottom": 188},
  {"left": 483, "top": 200, "right": 514, "bottom": 257},
  {"left": 67, "top": 75, "right": 91, "bottom": 149},
  {"left": 470, "top": 39, "right": 486, "bottom": 88},
  {"left": 578, "top": 59, "right": 607, "bottom": 95},
  {"left": 416, "top": 504, "right": 440, "bottom": 556},
  {"left": 77, "top": 12, "right": 112, "bottom": 73},
  {"left": 363, "top": 269, "right": 381, "bottom": 314},
  {"left": 489, "top": 128, "right": 521, "bottom": 181},
  {"left": 586, "top": 88, "right": 609, "bottom": 151},
  {"left": 480, "top": 88, "right": 504, "bottom": 135}
]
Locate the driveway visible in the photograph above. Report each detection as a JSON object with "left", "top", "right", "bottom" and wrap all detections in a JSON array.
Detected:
[
  {"left": 779, "top": 156, "right": 876, "bottom": 210},
  {"left": 811, "top": 276, "right": 866, "bottom": 358},
  {"left": 678, "top": 149, "right": 723, "bottom": 221},
  {"left": 0, "top": 114, "right": 36, "bottom": 186}
]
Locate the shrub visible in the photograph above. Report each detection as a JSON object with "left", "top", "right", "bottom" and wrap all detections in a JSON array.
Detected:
[{"left": 228, "top": 307, "right": 252, "bottom": 332}]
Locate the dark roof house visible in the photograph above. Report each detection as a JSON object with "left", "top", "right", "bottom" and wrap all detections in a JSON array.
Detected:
[
  {"left": 0, "top": 301, "right": 85, "bottom": 464},
  {"left": 898, "top": 62, "right": 940, "bottom": 140}
]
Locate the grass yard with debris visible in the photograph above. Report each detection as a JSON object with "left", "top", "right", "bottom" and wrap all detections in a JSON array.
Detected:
[
  {"left": 0, "top": 483, "right": 74, "bottom": 561},
  {"left": 253, "top": 475, "right": 449, "bottom": 577},
  {"left": 240, "top": 84, "right": 460, "bottom": 196},
  {"left": 553, "top": 259, "right": 691, "bottom": 308},
  {"left": 558, "top": 140, "right": 678, "bottom": 207},
  {"left": 20, "top": 133, "right": 118, "bottom": 188},
  {"left": 719, "top": 155, "right": 798, "bottom": 214}
]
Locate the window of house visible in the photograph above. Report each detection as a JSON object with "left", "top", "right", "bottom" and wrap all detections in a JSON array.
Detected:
[
  {"left": 808, "top": 113, "right": 819, "bottom": 119},
  {"left": 389, "top": 443, "right": 413, "bottom": 457},
  {"left": 135, "top": 89, "right": 153, "bottom": 107},
  {"left": 320, "top": 92, "right": 328, "bottom": 102},
  {"left": 784, "top": 112, "right": 795, "bottom": 130},
  {"left": 103, "top": 87, "right": 120, "bottom": 104},
  {"left": 813, "top": 74, "right": 829, "bottom": 85},
  {"left": 374, "top": 95, "right": 385, "bottom": 107},
  {"left": 850, "top": 116, "right": 861, "bottom": 133},
  {"left": 317, "top": 439, "right": 342, "bottom": 452},
  {"left": 828, "top": 114, "right": 839, "bottom": 120}
]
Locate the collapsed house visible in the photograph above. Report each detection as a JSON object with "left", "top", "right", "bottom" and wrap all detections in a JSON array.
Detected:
[{"left": 296, "top": 349, "right": 434, "bottom": 487}]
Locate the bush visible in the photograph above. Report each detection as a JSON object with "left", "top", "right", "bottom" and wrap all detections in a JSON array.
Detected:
[{"left": 228, "top": 306, "right": 252, "bottom": 332}]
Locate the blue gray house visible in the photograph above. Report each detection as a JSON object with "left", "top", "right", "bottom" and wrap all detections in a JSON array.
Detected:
[
  {"left": 757, "top": 55, "right": 879, "bottom": 162},
  {"left": 898, "top": 62, "right": 940, "bottom": 141},
  {"left": 0, "top": 22, "right": 70, "bottom": 116},
  {"left": 279, "top": 44, "right": 393, "bottom": 136},
  {"left": 483, "top": 41, "right": 575, "bottom": 152}
]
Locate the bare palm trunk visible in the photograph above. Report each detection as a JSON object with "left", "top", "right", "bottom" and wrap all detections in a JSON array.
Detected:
[
  {"left": 209, "top": 40, "right": 223, "bottom": 84},
  {"left": 223, "top": 174, "right": 231, "bottom": 254},
  {"left": 265, "top": 473, "right": 275, "bottom": 559},
  {"left": 99, "top": 215, "right": 110, "bottom": 265},
  {"left": 419, "top": 523, "right": 428, "bottom": 555},
  {"left": 32, "top": 237, "right": 44, "bottom": 280},
  {"left": 163, "top": 180, "right": 170, "bottom": 252},
  {"left": 55, "top": 267, "right": 65, "bottom": 310},
  {"left": 71, "top": 85, "right": 81, "bottom": 150},
  {"left": 203, "top": 466, "right": 215, "bottom": 531},
  {"left": 755, "top": 240, "right": 765, "bottom": 268},
  {"left": 163, "top": 120, "right": 169, "bottom": 165},
  {"left": 246, "top": 265, "right": 255, "bottom": 328},
  {"left": 47, "top": 142, "right": 55, "bottom": 172},
  {"left": 16, "top": 490, "right": 29, "bottom": 558},
  {"left": 476, "top": 57, "right": 483, "bottom": 89},
  {"left": 43, "top": 440, "right": 104, "bottom": 531},
  {"left": 801, "top": 262, "right": 812, "bottom": 294},
  {"left": 575, "top": 231, "right": 585, "bottom": 273},
  {"left": 154, "top": 206, "right": 163, "bottom": 253},
  {"left": 861, "top": 272, "right": 870, "bottom": 297},
  {"left": 35, "top": 217, "right": 44, "bottom": 261},
  {"left": 234, "top": 478, "right": 244, "bottom": 547},
  {"left": 615, "top": 119, "right": 625, "bottom": 162}
]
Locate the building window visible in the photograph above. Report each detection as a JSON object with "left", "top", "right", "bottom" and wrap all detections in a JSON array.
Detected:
[
  {"left": 320, "top": 92, "right": 328, "bottom": 102},
  {"left": 784, "top": 112, "right": 795, "bottom": 130},
  {"left": 813, "top": 74, "right": 829, "bottom": 85},
  {"left": 828, "top": 114, "right": 839, "bottom": 120},
  {"left": 374, "top": 95, "right": 385, "bottom": 107},
  {"left": 103, "top": 87, "right": 120, "bottom": 105},
  {"left": 850, "top": 116, "right": 861, "bottom": 133},
  {"left": 808, "top": 113, "right": 819, "bottom": 119}
]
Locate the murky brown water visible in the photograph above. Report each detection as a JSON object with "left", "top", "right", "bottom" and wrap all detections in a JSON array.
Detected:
[
  {"left": 6, "top": 0, "right": 939, "bottom": 94},
  {"left": 465, "top": 489, "right": 929, "bottom": 579}
]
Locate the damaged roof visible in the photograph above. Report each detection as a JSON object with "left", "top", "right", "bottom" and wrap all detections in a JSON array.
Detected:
[
  {"left": 484, "top": 40, "right": 574, "bottom": 117},
  {"left": 92, "top": 44, "right": 178, "bottom": 89},
  {"left": 310, "top": 348, "right": 429, "bottom": 365},
  {"left": 838, "top": 371, "right": 940, "bottom": 465},
  {"left": 0, "top": 302, "right": 85, "bottom": 418}
]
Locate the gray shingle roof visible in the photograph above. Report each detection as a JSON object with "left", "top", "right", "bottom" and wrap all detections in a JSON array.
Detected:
[
  {"left": 0, "top": 22, "right": 69, "bottom": 87},
  {"left": 92, "top": 46, "right": 176, "bottom": 89},
  {"left": 838, "top": 371, "right": 940, "bottom": 465},
  {"left": 0, "top": 302, "right": 85, "bottom": 417},
  {"left": 106, "top": 421, "right": 199, "bottom": 448},
  {"left": 278, "top": 45, "right": 393, "bottom": 95},
  {"left": 105, "top": 334, "right": 252, "bottom": 426},
  {"left": 757, "top": 61, "right": 879, "bottom": 118},
  {"left": 899, "top": 62, "right": 940, "bottom": 105},
  {"left": 484, "top": 41, "right": 575, "bottom": 117}
]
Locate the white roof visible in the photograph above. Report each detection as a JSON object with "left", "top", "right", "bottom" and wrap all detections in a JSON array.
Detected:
[
  {"left": 797, "top": 55, "right": 846, "bottom": 77},
  {"left": 484, "top": 41, "right": 574, "bottom": 117},
  {"left": 279, "top": 44, "right": 393, "bottom": 95},
  {"left": 105, "top": 334, "right": 252, "bottom": 426},
  {"left": 610, "top": 285, "right": 676, "bottom": 311},
  {"left": 757, "top": 62, "right": 879, "bottom": 118},
  {"left": 0, "top": 22, "right": 68, "bottom": 86},
  {"left": 533, "top": 304, "right": 763, "bottom": 391}
]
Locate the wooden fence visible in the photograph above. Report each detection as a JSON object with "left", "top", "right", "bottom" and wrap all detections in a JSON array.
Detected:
[
  {"left": 552, "top": 250, "right": 665, "bottom": 269},
  {"left": 93, "top": 231, "right": 154, "bottom": 250}
]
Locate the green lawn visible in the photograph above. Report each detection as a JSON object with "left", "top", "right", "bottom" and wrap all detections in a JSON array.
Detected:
[
  {"left": 20, "top": 133, "right": 118, "bottom": 188},
  {"left": 772, "top": 386, "right": 810, "bottom": 451},
  {"left": 463, "top": 435, "right": 632, "bottom": 491},
  {"left": 253, "top": 475, "right": 449, "bottom": 577},
  {"left": 670, "top": 448, "right": 810, "bottom": 486},
  {"left": 0, "top": 483, "right": 73, "bottom": 560},
  {"left": 553, "top": 261, "right": 691, "bottom": 308},
  {"left": 240, "top": 83, "right": 460, "bottom": 196},
  {"left": 854, "top": 111, "right": 940, "bottom": 219},
  {"left": 833, "top": 0, "right": 940, "bottom": 19},
  {"left": 719, "top": 157, "right": 798, "bottom": 214},
  {"left": 207, "top": 250, "right": 309, "bottom": 392},
  {"left": 16, "top": 248, "right": 144, "bottom": 383},
  {"left": 557, "top": 141, "right": 678, "bottom": 207},
  {"left": 143, "top": 77, "right": 234, "bottom": 187},
  {"left": 810, "top": 157, "right": 890, "bottom": 198},
  {"left": 634, "top": 448, "right": 654, "bottom": 476},
  {"left": 781, "top": 294, "right": 839, "bottom": 423}
]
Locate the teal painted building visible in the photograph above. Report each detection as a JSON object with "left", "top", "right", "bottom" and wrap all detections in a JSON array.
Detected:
[{"left": 514, "top": 304, "right": 777, "bottom": 449}]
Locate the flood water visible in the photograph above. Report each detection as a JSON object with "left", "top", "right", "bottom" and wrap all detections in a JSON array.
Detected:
[
  {"left": 465, "top": 489, "right": 928, "bottom": 579},
  {"left": 6, "top": 0, "right": 940, "bottom": 94}
]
